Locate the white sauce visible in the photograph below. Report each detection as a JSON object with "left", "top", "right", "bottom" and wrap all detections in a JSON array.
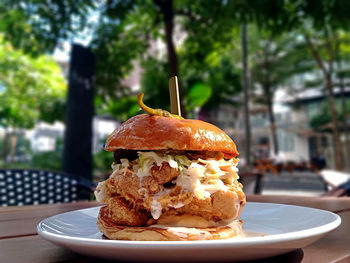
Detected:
[
  {"left": 168, "top": 202, "right": 185, "bottom": 209},
  {"left": 150, "top": 199, "right": 162, "bottom": 219},
  {"left": 94, "top": 181, "right": 107, "bottom": 203}
]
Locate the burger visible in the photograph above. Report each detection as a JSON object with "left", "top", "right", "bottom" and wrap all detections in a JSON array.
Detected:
[{"left": 94, "top": 94, "right": 246, "bottom": 241}]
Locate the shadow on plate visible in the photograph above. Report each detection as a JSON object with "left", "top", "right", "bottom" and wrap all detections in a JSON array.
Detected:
[
  {"left": 74, "top": 248, "right": 304, "bottom": 263},
  {"left": 239, "top": 249, "right": 304, "bottom": 263}
]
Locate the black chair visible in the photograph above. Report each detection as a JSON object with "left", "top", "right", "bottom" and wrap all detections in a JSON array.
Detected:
[{"left": 0, "top": 169, "right": 95, "bottom": 207}]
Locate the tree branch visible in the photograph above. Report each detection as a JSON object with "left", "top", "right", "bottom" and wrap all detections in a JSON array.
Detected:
[
  {"left": 305, "top": 35, "right": 329, "bottom": 77},
  {"left": 326, "top": 38, "right": 334, "bottom": 75},
  {"left": 175, "top": 9, "right": 197, "bottom": 21}
]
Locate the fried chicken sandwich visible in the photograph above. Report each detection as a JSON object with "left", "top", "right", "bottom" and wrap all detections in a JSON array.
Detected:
[{"left": 94, "top": 94, "right": 246, "bottom": 241}]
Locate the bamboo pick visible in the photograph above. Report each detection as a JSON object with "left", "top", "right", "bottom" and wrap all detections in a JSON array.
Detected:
[{"left": 169, "top": 76, "right": 181, "bottom": 116}]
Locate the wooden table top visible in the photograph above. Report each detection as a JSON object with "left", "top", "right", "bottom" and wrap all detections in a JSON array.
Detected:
[{"left": 1, "top": 195, "right": 349, "bottom": 263}]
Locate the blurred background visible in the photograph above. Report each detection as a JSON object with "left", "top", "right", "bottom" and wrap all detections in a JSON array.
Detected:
[{"left": 1, "top": 0, "right": 350, "bottom": 200}]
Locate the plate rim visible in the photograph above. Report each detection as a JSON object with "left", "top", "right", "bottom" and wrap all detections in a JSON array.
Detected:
[{"left": 37, "top": 202, "right": 341, "bottom": 248}]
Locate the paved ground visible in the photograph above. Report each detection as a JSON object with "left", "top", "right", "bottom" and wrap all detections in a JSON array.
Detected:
[{"left": 261, "top": 171, "right": 326, "bottom": 196}]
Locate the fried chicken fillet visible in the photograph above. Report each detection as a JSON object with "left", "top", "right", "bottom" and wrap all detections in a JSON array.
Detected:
[{"left": 94, "top": 114, "right": 246, "bottom": 241}]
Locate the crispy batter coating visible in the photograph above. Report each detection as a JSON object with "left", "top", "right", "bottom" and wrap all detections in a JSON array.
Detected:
[
  {"left": 107, "top": 196, "right": 149, "bottom": 226},
  {"left": 105, "top": 169, "right": 192, "bottom": 211},
  {"left": 104, "top": 169, "right": 245, "bottom": 222},
  {"left": 100, "top": 157, "right": 245, "bottom": 226},
  {"left": 151, "top": 162, "right": 180, "bottom": 184},
  {"left": 162, "top": 190, "right": 244, "bottom": 222},
  {"left": 105, "top": 170, "right": 144, "bottom": 206}
]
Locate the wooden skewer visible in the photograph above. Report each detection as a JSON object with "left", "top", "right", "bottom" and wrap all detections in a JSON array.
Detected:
[{"left": 169, "top": 76, "right": 181, "bottom": 116}]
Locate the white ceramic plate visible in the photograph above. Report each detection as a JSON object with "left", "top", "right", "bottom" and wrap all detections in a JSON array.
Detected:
[{"left": 37, "top": 202, "right": 341, "bottom": 262}]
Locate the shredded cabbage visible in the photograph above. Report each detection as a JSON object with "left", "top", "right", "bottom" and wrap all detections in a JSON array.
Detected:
[
  {"left": 120, "top": 158, "right": 129, "bottom": 168},
  {"left": 174, "top": 158, "right": 239, "bottom": 199},
  {"left": 136, "top": 151, "right": 191, "bottom": 177}
]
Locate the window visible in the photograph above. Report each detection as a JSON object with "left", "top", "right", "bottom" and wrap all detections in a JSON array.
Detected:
[{"left": 277, "top": 129, "right": 295, "bottom": 152}]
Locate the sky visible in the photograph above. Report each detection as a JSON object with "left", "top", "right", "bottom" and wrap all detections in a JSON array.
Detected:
[{"left": 53, "top": 11, "right": 100, "bottom": 63}]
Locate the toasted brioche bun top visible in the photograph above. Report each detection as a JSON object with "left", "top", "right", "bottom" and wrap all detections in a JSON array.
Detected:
[{"left": 105, "top": 114, "right": 238, "bottom": 157}]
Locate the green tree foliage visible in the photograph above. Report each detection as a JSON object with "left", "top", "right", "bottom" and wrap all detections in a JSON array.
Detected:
[
  {"left": 93, "top": 142, "right": 113, "bottom": 176},
  {"left": 0, "top": 0, "right": 243, "bottom": 122},
  {"left": 91, "top": 1, "right": 245, "bottom": 118},
  {"left": 140, "top": 51, "right": 241, "bottom": 119},
  {"left": 31, "top": 139, "right": 64, "bottom": 171},
  {"left": 102, "top": 96, "right": 140, "bottom": 122},
  {"left": 310, "top": 100, "right": 350, "bottom": 129},
  {"left": 0, "top": 0, "right": 94, "bottom": 55},
  {"left": 251, "top": 33, "right": 313, "bottom": 92},
  {"left": 3, "top": 0, "right": 350, "bottom": 171},
  {"left": 232, "top": 0, "right": 350, "bottom": 170},
  {"left": 301, "top": 29, "right": 350, "bottom": 170},
  {"left": 140, "top": 58, "right": 170, "bottom": 112},
  {"left": 250, "top": 31, "right": 314, "bottom": 154},
  {"left": 186, "top": 83, "right": 212, "bottom": 112},
  {"left": 91, "top": 4, "right": 150, "bottom": 104},
  {"left": 0, "top": 39, "right": 66, "bottom": 129},
  {"left": 180, "top": 29, "right": 242, "bottom": 108}
]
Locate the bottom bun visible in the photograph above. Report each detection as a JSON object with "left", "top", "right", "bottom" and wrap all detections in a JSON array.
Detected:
[{"left": 97, "top": 206, "right": 243, "bottom": 241}]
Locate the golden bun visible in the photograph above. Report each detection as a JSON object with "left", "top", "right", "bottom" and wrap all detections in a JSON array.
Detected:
[
  {"left": 105, "top": 114, "right": 238, "bottom": 157},
  {"left": 97, "top": 206, "right": 243, "bottom": 241}
]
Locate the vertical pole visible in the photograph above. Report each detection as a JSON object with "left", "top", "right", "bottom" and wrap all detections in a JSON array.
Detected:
[{"left": 63, "top": 44, "right": 95, "bottom": 198}]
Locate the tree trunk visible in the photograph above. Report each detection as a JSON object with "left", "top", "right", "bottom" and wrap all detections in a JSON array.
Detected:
[
  {"left": 325, "top": 74, "right": 344, "bottom": 170},
  {"left": 241, "top": 23, "right": 251, "bottom": 167},
  {"left": 305, "top": 35, "right": 344, "bottom": 170},
  {"left": 154, "top": 0, "right": 186, "bottom": 117},
  {"left": 339, "top": 64, "right": 350, "bottom": 171},
  {"left": 9, "top": 131, "right": 17, "bottom": 163},
  {"left": 261, "top": 39, "right": 278, "bottom": 156},
  {"left": 265, "top": 84, "right": 279, "bottom": 155},
  {"left": 2, "top": 129, "right": 8, "bottom": 164},
  {"left": 154, "top": 0, "right": 178, "bottom": 77},
  {"left": 63, "top": 44, "right": 95, "bottom": 198},
  {"left": 163, "top": 9, "right": 178, "bottom": 77}
]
